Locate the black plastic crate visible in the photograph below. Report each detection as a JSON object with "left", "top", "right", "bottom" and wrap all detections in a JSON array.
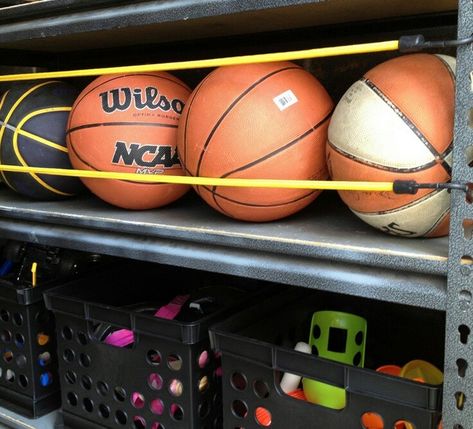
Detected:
[
  {"left": 0, "top": 243, "right": 103, "bottom": 418},
  {"left": 210, "top": 287, "right": 445, "bottom": 429},
  {"left": 0, "top": 277, "right": 61, "bottom": 418},
  {"left": 44, "top": 262, "right": 265, "bottom": 429}
]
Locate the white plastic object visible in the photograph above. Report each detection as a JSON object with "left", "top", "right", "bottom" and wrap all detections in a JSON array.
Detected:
[{"left": 280, "top": 342, "right": 311, "bottom": 393}]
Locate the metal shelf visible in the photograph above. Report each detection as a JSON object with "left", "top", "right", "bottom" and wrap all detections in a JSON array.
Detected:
[
  {"left": 0, "top": 0, "right": 457, "bottom": 52},
  {"left": 0, "top": 188, "right": 447, "bottom": 310}
]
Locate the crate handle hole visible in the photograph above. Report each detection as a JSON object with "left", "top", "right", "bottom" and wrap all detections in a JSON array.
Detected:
[
  {"left": 131, "top": 392, "right": 145, "bottom": 409},
  {"left": 199, "top": 400, "right": 210, "bottom": 419},
  {"left": 16, "top": 354, "right": 27, "bottom": 368},
  {"left": 18, "top": 374, "right": 28, "bottom": 388},
  {"left": 457, "top": 358, "right": 468, "bottom": 377},
  {"left": 231, "top": 400, "right": 248, "bottom": 419},
  {"left": 231, "top": 372, "right": 248, "bottom": 391},
  {"left": 83, "top": 397, "right": 94, "bottom": 413},
  {"left": 455, "top": 391, "right": 466, "bottom": 410},
  {"left": 167, "top": 354, "right": 183, "bottom": 371},
  {"left": 0, "top": 330, "right": 11, "bottom": 343},
  {"left": 81, "top": 375, "right": 93, "bottom": 391},
  {"left": 170, "top": 404, "right": 184, "bottom": 421},
  {"left": 102, "top": 328, "right": 135, "bottom": 349},
  {"left": 3, "top": 350, "right": 13, "bottom": 363},
  {"left": 40, "top": 372, "right": 53, "bottom": 387},
  {"left": 62, "top": 326, "right": 73, "bottom": 341},
  {"left": 198, "top": 376, "right": 208, "bottom": 394},
  {"left": 12, "top": 313, "right": 23, "bottom": 327},
  {"left": 79, "top": 352, "right": 91, "bottom": 368},
  {"left": 361, "top": 412, "right": 384, "bottom": 428},
  {"left": 150, "top": 398, "right": 164, "bottom": 416},
  {"left": 38, "top": 351, "right": 51, "bottom": 367},
  {"left": 148, "top": 373, "right": 163, "bottom": 391},
  {"left": 198, "top": 350, "right": 210, "bottom": 368},
  {"left": 37, "top": 332, "right": 50, "bottom": 346},
  {"left": 98, "top": 404, "right": 110, "bottom": 419},
  {"left": 394, "top": 421, "right": 415, "bottom": 428},
  {"left": 147, "top": 349, "right": 162, "bottom": 366},
  {"left": 133, "top": 416, "right": 146, "bottom": 429},
  {"left": 114, "top": 386, "right": 127, "bottom": 402},
  {"left": 76, "top": 331, "right": 88, "bottom": 346},
  {"left": 115, "top": 409, "right": 128, "bottom": 425},
  {"left": 67, "top": 392, "right": 78, "bottom": 407},
  {"left": 253, "top": 380, "right": 270, "bottom": 399},
  {"left": 97, "top": 380, "right": 109, "bottom": 396},
  {"left": 459, "top": 325, "right": 470, "bottom": 344},
  {"left": 255, "top": 407, "right": 272, "bottom": 427},
  {"left": 169, "top": 379, "right": 184, "bottom": 397},
  {"left": 0, "top": 310, "right": 10, "bottom": 322},
  {"left": 151, "top": 423, "right": 164, "bottom": 429},
  {"left": 64, "top": 370, "right": 77, "bottom": 385}
]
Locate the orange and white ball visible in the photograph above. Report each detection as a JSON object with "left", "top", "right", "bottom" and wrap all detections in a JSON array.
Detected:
[{"left": 327, "top": 54, "right": 456, "bottom": 237}]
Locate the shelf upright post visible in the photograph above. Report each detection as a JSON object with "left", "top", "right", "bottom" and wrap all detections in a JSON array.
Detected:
[{"left": 443, "top": 0, "right": 473, "bottom": 427}]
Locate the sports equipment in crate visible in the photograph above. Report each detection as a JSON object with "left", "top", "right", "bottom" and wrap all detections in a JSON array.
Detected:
[
  {"left": 0, "top": 242, "right": 103, "bottom": 418},
  {"left": 44, "top": 265, "right": 256, "bottom": 429}
]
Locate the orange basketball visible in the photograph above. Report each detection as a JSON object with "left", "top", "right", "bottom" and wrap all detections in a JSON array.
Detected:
[
  {"left": 327, "top": 54, "right": 456, "bottom": 237},
  {"left": 177, "top": 62, "right": 333, "bottom": 222},
  {"left": 67, "top": 72, "right": 191, "bottom": 209}
]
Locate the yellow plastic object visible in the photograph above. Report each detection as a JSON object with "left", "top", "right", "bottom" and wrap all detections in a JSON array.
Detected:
[
  {"left": 400, "top": 360, "right": 444, "bottom": 385},
  {"left": 400, "top": 360, "right": 443, "bottom": 429},
  {"left": 0, "top": 164, "right": 394, "bottom": 191},
  {"left": 303, "top": 311, "right": 367, "bottom": 410},
  {"left": 0, "top": 40, "right": 399, "bottom": 82},
  {"left": 37, "top": 333, "right": 50, "bottom": 346},
  {"left": 31, "top": 262, "right": 37, "bottom": 288}
]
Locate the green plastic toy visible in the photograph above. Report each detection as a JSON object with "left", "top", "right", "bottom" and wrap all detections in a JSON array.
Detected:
[{"left": 303, "top": 310, "right": 367, "bottom": 409}]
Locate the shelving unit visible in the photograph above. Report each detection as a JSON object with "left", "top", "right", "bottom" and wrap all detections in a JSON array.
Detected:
[{"left": 0, "top": 0, "right": 469, "bottom": 427}]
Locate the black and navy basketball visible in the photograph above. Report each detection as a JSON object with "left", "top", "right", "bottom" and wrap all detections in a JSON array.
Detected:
[{"left": 0, "top": 81, "right": 83, "bottom": 200}]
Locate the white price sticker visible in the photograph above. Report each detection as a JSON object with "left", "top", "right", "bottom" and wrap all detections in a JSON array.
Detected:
[{"left": 273, "top": 90, "right": 298, "bottom": 111}]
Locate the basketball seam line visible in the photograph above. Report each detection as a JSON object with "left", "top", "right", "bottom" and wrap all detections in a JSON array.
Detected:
[
  {"left": 352, "top": 188, "right": 447, "bottom": 215},
  {"left": 12, "top": 113, "right": 73, "bottom": 197},
  {"left": 361, "top": 77, "right": 452, "bottom": 175},
  {"left": 434, "top": 54, "right": 456, "bottom": 87},
  {"left": 204, "top": 187, "right": 320, "bottom": 208},
  {"left": 2, "top": 108, "right": 70, "bottom": 153},
  {"left": 221, "top": 110, "right": 332, "bottom": 179},
  {"left": 68, "top": 140, "right": 174, "bottom": 186},
  {"left": 203, "top": 179, "right": 317, "bottom": 207},
  {"left": 69, "top": 73, "right": 191, "bottom": 125},
  {"left": 327, "top": 139, "right": 450, "bottom": 173},
  {"left": 182, "top": 164, "right": 317, "bottom": 208},
  {"left": 424, "top": 208, "right": 450, "bottom": 236},
  {"left": 211, "top": 110, "right": 331, "bottom": 211},
  {"left": 66, "top": 121, "right": 178, "bottom": 134},
  {"left": 194, "top": 66, "right": 301, "bottom": 178},
  {"left": 181, "top": 72, "right": 215, "bottom": 174}
]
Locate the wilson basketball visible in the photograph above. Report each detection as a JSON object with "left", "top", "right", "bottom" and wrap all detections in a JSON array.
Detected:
[
  {"left": 67, "top": 72, "right": 191, "bottom": 209},
  {"left": 327, "top": 54, "right": 456, "bottom": 237},
  {"left": 177, "top": 62, "right": 333, "bottom": 222},
  {"left": 0, "top": 81, "right": 82, "bottom": 200}
]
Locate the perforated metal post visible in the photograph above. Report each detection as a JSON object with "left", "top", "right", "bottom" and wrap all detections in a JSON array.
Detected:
[{"left": 443, "top": 0, "right": 473, "bottom": 427}]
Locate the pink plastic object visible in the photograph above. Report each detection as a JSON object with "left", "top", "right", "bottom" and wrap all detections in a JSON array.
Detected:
[
  {"left": 154, "top": 295, "right": 190, "bottom": 320},
  {"left": 104, "top": 329, "right": 135, "bottom": 347},
  {"left": 104, "top": 294, "right": 190, "bottom": 348}
]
